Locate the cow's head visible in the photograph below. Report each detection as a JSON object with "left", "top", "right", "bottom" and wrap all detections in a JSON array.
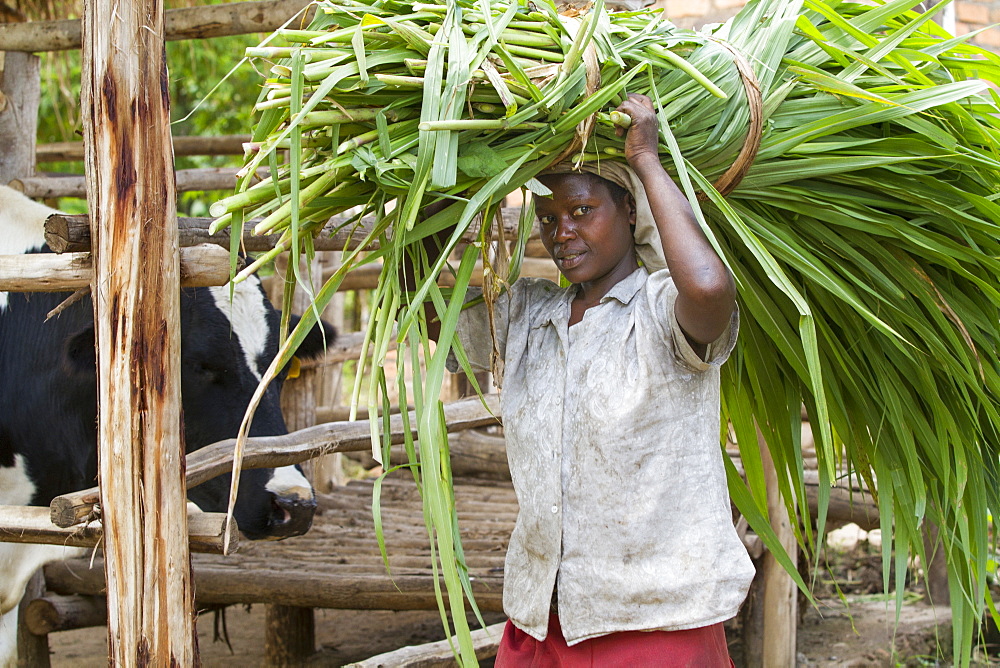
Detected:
[
  {"left": 62, "top": 275, "right": 333, "bottom": 540},
  {"left": 180, "top": 278, "right": 333, "bottom": 540}
]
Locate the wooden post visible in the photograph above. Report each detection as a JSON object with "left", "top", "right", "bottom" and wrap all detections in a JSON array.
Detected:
[
  {"left": 81, "top": 0, "right": 197, "bottom": 664},
  {"left": 757, "top": 429, "right": 798, "bottom": 666},
  {"left": 738, "top": 560, "right": 765, "bottom": 667},
  {"left": 311, "top": 251, "right": 348, "bottom": 492},
  {"left": 264, "top": 254, "right": 322, "bottom": 666},
  {"left": 922, "top": 522, "right": 951, "bottom": 606},
  {"left": 16, "top": 571, "right": 50, "bottom": 668},
  {"left": 0, "top": 49, "right": 40, "bottom": 184},
  {"left": 264, "top": 606, "right": 315, "bottom": 668},
  {"left": 3, "top": 14, "right": 51, "bottom": 668}
]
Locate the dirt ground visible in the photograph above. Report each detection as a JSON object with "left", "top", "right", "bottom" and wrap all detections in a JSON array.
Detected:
[
  {"left": 41, "top": 525, "right": 1000, "bottom": 667},
  {"left": 42, "top": 594, "right": 979, "bottom": 667}
]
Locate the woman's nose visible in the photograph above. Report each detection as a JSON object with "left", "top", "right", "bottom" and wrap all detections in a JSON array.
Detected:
[{"left": 553, "top": 217, "right": 575, "bottom": 242}]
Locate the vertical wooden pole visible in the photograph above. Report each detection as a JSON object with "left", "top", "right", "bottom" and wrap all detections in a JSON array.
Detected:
[
  {"left": 738, "top": 564, "right": 765, "bottom": 667},
  {"left": 81, "top": 0, "right": 197, "bottom": 664},
  {"left": 922, "top": 522, "right": 951, "bottom": 606},
  {"left": 16, "top": 571, "right": 50, "bottom": 668},
  {"left": 4, "top": 15, "right": 50, "bottom": 668},
  {"left": 311, "top": 252, "right": 346, "bottom": 492},
  {"left": 264, "top": 606, "right": 315, "bottom": 667},
  {"left": 0, "top": 34, "right": 41, "bottom": 185},
  {"left": 265, "top": 254, "right": 320, "bottom": 666},
  {"left": 758, "top": 429, "right": 797, "bottom": 666}
]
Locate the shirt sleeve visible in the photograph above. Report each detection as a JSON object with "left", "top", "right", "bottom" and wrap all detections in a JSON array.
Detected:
[
  {"left": 645, "top": 269, "right": 739, "bottom": 372},
  {"left": 445, "top": 285, "right": 513, "bottom": 374}
]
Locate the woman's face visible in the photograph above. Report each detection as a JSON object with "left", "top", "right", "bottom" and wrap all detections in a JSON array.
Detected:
[{"left": 536, "top": 173, "right": 637, "bottom": 295}]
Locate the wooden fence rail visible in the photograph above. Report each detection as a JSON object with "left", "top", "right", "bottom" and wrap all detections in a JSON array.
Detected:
[
  {"left": 43, "top": 208, "right": 530, "bottom": 253},
  {"left": 9, "top": 167, "right": 268, "bottom": 198},
  {"left": 0, "top": 0, "right": 312, "bottom": 52},
  {"left": 43, "top": 563, "right": 506, "bottom": 612},
  {"left": 25, "top": 595, "right": 106, "bottom": 637},
  {"left": 50, "top": 394, "right": 502, "bottom": 528},
  {"left": 0, "top": 245, "right": 237, "bottom": 292},
  {"left": 343, "top": 622, "right": 508, "bottom": 668},
  {"left": 0, "top": 507, "right": 238, "bottom": 554},
  {"left": 36, "top": 135, "right": 251, "bottom": 163}
]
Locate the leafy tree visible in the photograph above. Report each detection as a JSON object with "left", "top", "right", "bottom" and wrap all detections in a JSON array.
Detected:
[{"left": 20, "top": 0, "right": 264, "bottom": 214}]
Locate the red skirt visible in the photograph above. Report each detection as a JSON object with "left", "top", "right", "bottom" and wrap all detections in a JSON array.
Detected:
[{"left": 494, "top": 614, "right": 734, "bottom": 668}]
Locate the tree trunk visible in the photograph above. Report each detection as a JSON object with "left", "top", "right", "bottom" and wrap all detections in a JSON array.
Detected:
[
  {"left": 308, "top": 252, "right": 348, "bottom": 493},
  {"left": 263, "top": 254, "right": 323, "bottom": 667},
  {"left": 81, "top": 0, "right": 197, "bottom": 663},
  {"left": 44, "top": 565, "right": 507, "bottom": 612},
  {"left": 43, "top": 207, "right": 530, "bottom": 254},
  {"left": 738, "top": 558, "right": 765, "bottom": 668},
  {"left": 343, "top": 621, "right": 507, "bottom": 668}
]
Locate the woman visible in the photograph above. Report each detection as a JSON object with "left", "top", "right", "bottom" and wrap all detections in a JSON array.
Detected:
[{"left": 442, "top": 94, "right": 754, "bottom": 666}]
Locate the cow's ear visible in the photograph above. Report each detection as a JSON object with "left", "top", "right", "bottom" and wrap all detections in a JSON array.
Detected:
[
  {"left": 63, "top": 324, "right": 96, "bottom": 374},
  {"left": 287, "top": 314, "right": 337, "bottom": 360}
]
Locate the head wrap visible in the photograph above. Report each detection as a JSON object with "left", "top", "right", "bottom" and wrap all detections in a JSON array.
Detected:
[{"left": 541, "top": 161, "right": 668, "bottom": 274}]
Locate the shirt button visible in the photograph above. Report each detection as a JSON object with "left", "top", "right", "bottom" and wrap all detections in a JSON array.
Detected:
[{"left": 551, "top": 505, "right": 558, "bottom": 514}]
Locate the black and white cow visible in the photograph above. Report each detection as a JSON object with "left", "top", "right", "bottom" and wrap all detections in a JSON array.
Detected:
[{"left": 0, "top": 186, "right": 333, "bottom": 662}]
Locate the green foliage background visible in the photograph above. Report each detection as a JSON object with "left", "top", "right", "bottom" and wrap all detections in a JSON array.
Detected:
[{"left": 29, "top": 0, "right": 264, "bottom": 214}]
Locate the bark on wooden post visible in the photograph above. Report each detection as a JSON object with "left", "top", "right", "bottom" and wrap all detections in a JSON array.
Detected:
[{"left": 81, "top": 0, "right": 197, "bottom": 664}]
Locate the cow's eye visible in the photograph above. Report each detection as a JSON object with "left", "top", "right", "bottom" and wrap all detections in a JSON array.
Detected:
[{"left": 194, "top": 361, "right": 226, "bottom": 384}]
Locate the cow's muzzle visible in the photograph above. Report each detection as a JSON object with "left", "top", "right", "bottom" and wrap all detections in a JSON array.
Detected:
[{"left": 264, "top": 493, "right": 317, "bottom": 539}]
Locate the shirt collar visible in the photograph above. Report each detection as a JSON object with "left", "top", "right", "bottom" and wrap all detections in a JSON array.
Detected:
[
  {"left": 533, "top": 267, "right": 647, "bottom": 330},
  {"left": 600, "top": 266, "right": 647, "bottom": 306}
]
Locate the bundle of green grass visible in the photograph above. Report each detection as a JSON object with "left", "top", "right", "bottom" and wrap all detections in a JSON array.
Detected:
[{"left": 214, "top": 0, "right": 1000, "bottom": 662}]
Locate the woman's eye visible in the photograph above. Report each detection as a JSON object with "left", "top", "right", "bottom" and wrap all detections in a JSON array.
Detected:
[
  {"left": 573, "top": 206, "right": 591, "bottom": 217},
  {"left": 539, "top": 215, "right": 555, "bottom": 226}
]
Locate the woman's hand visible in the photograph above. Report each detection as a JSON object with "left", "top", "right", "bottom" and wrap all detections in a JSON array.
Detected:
[{"left": 615, "top": 93, "right": 660, "bottom": 170}]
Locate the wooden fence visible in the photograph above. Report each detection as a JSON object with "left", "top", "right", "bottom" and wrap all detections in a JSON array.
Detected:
[
  {"left": 1, "top": 3, "right": 537, "bottom": 662},
  {"left": 0, "top": 0, "right": 883, "bottom": 665}
]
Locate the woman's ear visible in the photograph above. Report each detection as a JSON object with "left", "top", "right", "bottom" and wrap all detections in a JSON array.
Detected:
[{"left": 627, "top": 194, "right": 637, "bottom": 227}]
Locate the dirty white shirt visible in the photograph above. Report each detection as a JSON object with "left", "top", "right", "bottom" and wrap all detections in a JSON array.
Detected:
[{"left": 449, "top": 267, "right": 755, "bottom": 645}]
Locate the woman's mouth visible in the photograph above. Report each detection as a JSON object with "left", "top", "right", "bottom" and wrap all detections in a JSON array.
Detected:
[{"left": 558, "top": 251, "right": 585, "bottom": 270}]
